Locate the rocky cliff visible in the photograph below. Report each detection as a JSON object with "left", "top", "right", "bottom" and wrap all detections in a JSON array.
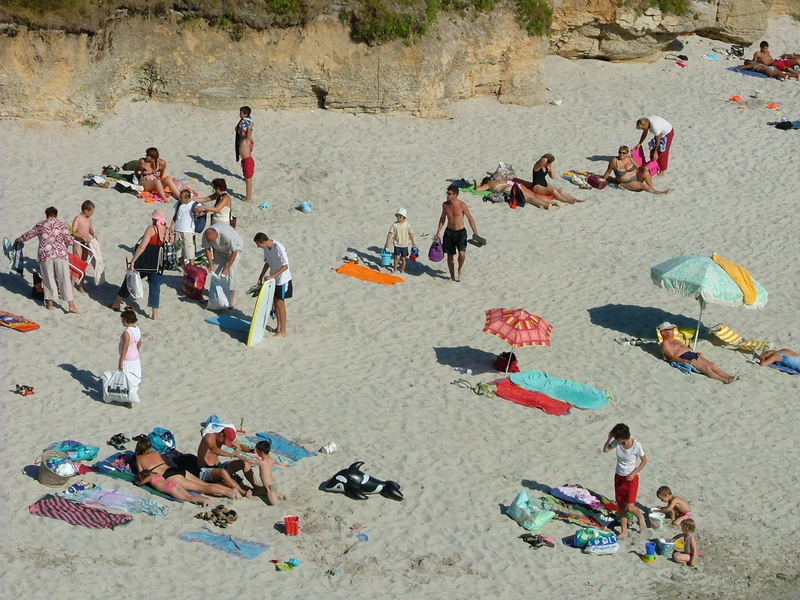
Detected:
[{"left": 0, "top": 1, "right": 787, "bottom": 121}]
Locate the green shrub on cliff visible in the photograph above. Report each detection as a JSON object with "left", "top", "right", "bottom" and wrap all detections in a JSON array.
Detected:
[{"left": 618, "top": 0, "right": 691, "bottom": 16}]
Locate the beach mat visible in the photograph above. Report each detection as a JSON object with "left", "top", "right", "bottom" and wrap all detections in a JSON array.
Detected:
[
  {"left": 245, "top": 431, "right": 316, "bottom": 468},
  {"left": 205, "top": 314, "right": 251, "bottom": 332},
  {"left": 335, "top": 262, "right": 404, "bottom": 285},
  {"left": 0, "top": 310, "right": 40, "bottom": 332},
  {"left": 495, "top": 378, "right": 571, "bottom": 415},
  {"left": 29, "top": 494, "right": 133, "bottom": 529},
  {"left": 509, "top": 370, "right": 611, "bottom": 410},
  {"left": 179, "top": 529, "right": 271, "bottom": 559}
]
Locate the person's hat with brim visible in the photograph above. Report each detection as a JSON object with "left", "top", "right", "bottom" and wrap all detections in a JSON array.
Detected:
[
  {"left": 150, "top": 209, "right": 166, "bottom": 224},
  {"left": 395, "top": 208, "right": 407, "bottom": 218},
  {"left": 658, "top": 321, "right": 677, "bottom": 331}
]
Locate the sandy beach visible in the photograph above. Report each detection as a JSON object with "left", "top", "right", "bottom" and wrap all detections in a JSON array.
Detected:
[{"left": 1, "top": 15, "right": 799, "bottom": 600}]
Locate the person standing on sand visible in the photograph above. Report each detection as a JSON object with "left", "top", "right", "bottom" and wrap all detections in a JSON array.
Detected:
[
  {"left": 70, "top": 200, "right": 97, "bottom": 292},
  {"left": 202, "top": 224, "right": 243, "bottom": 308},
  {"left": 434, "top": 185, "right": 479, "bottom": 283},
  {"left": 14, "top": 206, "right": 79, "bottom": 313},
  {"left": 254, "top": 232, "right": 292, "bottom": 337},
  {"left": 602, "top": 423, "right": 648, "bottom": 538},
  {"left": 237, "top": 107, "right": 255, "bottom": 203},
  {"left": 118, "top": 307, "right": 142, "bottom": 379},
  {"left": 635, "top": 116, "right": 674, "bottom": 174}
]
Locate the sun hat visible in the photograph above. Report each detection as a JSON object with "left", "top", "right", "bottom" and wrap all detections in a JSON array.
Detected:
[
  {"left": 657, "top": 321, "right": 677, "bottom": 331},
  {"left": 150, "top": 209, "right": 166, "bottom": 224},
  {"left": 395, "top": 208, "right": 407, "bottom": 218},
  {"left": 222, "top": 427, "right": 236, "bottom": 446}
]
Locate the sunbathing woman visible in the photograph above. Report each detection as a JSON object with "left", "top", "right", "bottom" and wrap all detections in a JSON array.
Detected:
[
  {"left": 475, "top": 177, "right": 561, "bottom": 209},
  {"left": 134, "top": 438, "right": 240, "bottom": 504},
  {"left": 757, "top": 348, "right": 800, "bottom": 370},
  {"left": 602, "top": 146, "right": 670, "bottom": 194},
  {"left": 135, "top": 147, "right": 184, "bottom": 200},
  {"left": 529, "top": 154, "right": 581, "bottom": 204}
]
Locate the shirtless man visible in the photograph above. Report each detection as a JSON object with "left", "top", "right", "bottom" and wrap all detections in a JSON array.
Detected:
[
  {"left": 658, "top": 323, "right": 738, "bottom": 384},
  {"left": 434, "top": 185, "right": 479, "bottom": 282},
  {"left": 238, "top": 109, "right": 255, "bottom": 203},
  {"left": 740, "top": 40, "right": 790, "bottom": 80},
  {"left": 71, "top": 200, "right": 96, "bottom": 291},
  {"left": 196, "top": 427, "right": 256, "bottom": 497}
]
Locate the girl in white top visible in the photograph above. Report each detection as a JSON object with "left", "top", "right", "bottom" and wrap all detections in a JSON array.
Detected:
[
  {"left": 118, "top": 307, "right": 143, "bottom": 378},
  {"left": 603, "top": 423, "right": 647, "bottom": 538}
]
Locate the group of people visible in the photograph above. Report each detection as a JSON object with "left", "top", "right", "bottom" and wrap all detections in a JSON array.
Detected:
[
  {"left": 134, "top": 424, "right": 280, "bottom": 507},
  {"left": 738, "top": 40, "right": 800, "bottom": 80}
]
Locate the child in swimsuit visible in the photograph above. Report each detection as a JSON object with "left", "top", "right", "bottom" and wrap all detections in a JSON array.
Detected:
[
  {"left": 671, "top": 519, "right": 699, "bottom": 567},
  {"left": 656, "top": 485, "right": 693, "bottom": 526}
]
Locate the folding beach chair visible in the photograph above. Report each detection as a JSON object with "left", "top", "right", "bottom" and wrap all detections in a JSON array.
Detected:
[
  {"left": 708, "top": 323, "right": 770, "bottom": 354},
  {"left": 67, "top": 241, "right": 94, "bottom": 284}
]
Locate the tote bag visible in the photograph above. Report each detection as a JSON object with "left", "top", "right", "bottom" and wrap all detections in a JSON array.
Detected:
[
  {"left": 102, "top": 370, "right": 141, "bottom": 404},
  {"left": 125, "top": 269, "right": 144, "bottom": 299}
]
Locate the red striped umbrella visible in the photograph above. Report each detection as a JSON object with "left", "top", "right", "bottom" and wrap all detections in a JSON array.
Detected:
[{"left": 483, "top": 309, "right": 552, "bottom": 372}]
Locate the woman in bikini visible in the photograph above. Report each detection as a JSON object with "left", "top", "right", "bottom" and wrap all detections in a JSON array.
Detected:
[
  {"left": 602, "top": 146, "right": 670, "bottom": 194},
  {"left": 528, "top": 153, "right": 581, "bottom": 204},
  {"left": 134, "top": 438, "right": 240, "bottom": 504},
  {"left": 135, "top": 147, "right": 183, "bottom": 200},
  {"left": 194, "top": 178, "right": 232, "bottom": 226}
]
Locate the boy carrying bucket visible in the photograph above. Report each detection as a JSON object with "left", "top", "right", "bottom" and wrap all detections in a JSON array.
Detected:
[{"left": 384, "top": 208, "right": 416, "bottom": 274}]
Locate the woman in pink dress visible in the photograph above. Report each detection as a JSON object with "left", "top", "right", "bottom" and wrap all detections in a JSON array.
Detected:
[{"left": 118, "top": 307, "right": 142, "bottom": 378}]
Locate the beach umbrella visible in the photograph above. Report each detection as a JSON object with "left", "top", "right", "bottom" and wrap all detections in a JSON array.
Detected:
[
  {"left": 650, "top": 253, "right": 767, "bottom": 350},
  {"left": 483, "top": 308, "right": 553, "bottom": 373}
]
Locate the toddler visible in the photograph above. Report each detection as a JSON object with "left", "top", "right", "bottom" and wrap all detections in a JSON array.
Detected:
[
  {"left": 656, "top": 485, "right": 693, "bottom": 526},
  {"left": 384, "top": 207, "right": 416, "bottom": 273},
  {"left": 671, "top": 518, "right": 699, "bottom": 568}
]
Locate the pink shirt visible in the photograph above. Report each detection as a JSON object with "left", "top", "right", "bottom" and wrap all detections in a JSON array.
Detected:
[
  {"left": 18, "top": 218, "right": 73, "bottom": 263},
  {"left": 119, "top": 326, "right": 141, "bottom": 361}
]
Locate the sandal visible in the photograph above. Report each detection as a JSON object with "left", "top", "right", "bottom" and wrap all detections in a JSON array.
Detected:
[
  {"left": 451, "top": 378, "right": 474, "bottom": 390},
  {"left": 195, "top": 512, "right": 213, "bottom": 521},
  {"left": 473, "top": 382, "right": 495, "bottom": 398}
]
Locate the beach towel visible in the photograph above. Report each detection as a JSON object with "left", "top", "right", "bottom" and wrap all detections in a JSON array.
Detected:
[
  {"left": 770, "top": 362, "right": 800, "bottom": 375},
  {"left": 711, "top": 253, "right": 757, "bottom": 305},
  {"left": 29, "top": 494, "right": 133, "bottom": 529},
  {"left": 494, "top": 378, "right": 571, "bottom": 415},
  {"left": 334, "top": 262, "right": 404, "bottom": 285},
  {"left": 178, "top": 529, "right": 271, "bottom": 559},
  {"left": 463, "top": 185, "right": 492, "bottom": 198},
  {"left": 728, "top": 66, "right": 770, "bottom": 78},
  {"left": 247, "top": 431, "right": 316, "bottom": 468},
  {"left": 0, "top": 310, "right": 40, "bottom": 332},
  {"left": 11, "top": 241, "right": 24, "bottom": 274},
  {"left": 542, "top": 494, "right": 610, "bottom": 530},
  {"left": 57, "top": 485, "right": 168, "bottom": 518},
  {"left": 88, "top": 238, "right": 105, "bottom": 285},
  {"left": 509, "top": 370, "right": 611, "bottom": 410},
  {"left": 551, "top": 486, "right": 601, "bottom": 510},
  {"left": 671, "top": 361, "right": 701, "bottom": 375}
]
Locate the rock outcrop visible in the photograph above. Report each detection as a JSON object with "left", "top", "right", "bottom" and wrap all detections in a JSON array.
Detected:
[
  {"left": 550, "top": 0, "right": 774, "bottom": 59},
  {"left": 0, "top": 11, "right": 546, "bottom": 121}
]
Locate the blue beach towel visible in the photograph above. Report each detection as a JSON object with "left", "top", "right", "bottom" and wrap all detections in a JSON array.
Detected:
[
  {"left": 179, "top": 528, "right": 271, "bottom": 559},
  {"left": 727, "top": 66, "right": 770, "bottom": 79},
  {"left": 509, "top": 370, "right": 611, "bottom": 410},
  {"left": 246, "top": 431, "right": 316, "bottom": 467},
  {"left": 671, "top": 361, "right": 701, "bottom": 375}
]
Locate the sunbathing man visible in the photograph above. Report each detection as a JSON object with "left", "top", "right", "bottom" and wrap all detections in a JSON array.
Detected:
[
  {"left": 196, "top": 427, "right": 256, "bottom": 497},
  {"left": 658, "top": 322, "right": 739, "bottom": 384},
  {"left": 475, "top": 178, "right": 562, "bottom": 210},
  {"left": 739, "top": 41, "right": 791, "bottom": 80}
]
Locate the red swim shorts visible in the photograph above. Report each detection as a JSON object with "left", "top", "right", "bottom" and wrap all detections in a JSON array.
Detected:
[
  {"left": 614, "top": 473, "right": 639, "bottom": 506},
  {"left": 241, "top": 156, "right": 255, "bottom": 179},
  {"left": 771, "top": 59, "right": 792, "bottom": 71}
]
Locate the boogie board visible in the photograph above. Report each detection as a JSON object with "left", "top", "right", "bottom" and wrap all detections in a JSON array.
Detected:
[
  {"left": 0, "top": 311, "right": 40, "bottom": 332},
  {"left": 247, "top": 278, "right": 275, "bottom": 347}
]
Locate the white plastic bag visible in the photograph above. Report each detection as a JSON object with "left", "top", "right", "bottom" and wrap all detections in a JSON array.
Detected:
[
  {"left": 207, "top": 273, "right": 231, "bottom": 311},
  {"left": 126, "top": 269, "right": 144, "bottom": 299},
  {"left": 102, "top": 370, "right": 141, "bottom": 404}
]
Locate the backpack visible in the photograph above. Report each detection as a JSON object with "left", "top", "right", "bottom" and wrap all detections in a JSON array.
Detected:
[
  {"left": 509, "top": 183, "right": 526, "bottom": 209},
  {"left": 495, "top": 351, "right": 520, "bottom": 372}
]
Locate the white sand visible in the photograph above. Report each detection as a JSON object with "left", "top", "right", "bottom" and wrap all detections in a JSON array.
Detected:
[{"left": 1, "top": 16, "right": 799, "bottom": 599}]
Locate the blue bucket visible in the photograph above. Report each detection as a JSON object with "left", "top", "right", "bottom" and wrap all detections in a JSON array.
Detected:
[{"left": 380, "top": 248, "right": 393, "bottom": 267}]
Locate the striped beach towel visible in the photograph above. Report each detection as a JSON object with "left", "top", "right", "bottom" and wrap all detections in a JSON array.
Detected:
[{"left": 29, "top": 494, "right": 133, "bottom": 529}]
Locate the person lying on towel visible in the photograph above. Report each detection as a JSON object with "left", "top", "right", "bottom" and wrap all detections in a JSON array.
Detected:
[{"left": 658, "top": 322, "right": 739, "bottom": 384}]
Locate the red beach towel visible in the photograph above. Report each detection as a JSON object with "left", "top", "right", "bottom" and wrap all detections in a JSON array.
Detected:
[
  {"left": 29, "top": 494, "right": 133, "bottom": 529},
  {"left": 495, "top": 378, "right": 571, "bottom": 416}
]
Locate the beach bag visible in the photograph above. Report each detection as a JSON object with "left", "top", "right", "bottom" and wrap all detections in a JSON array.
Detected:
[
  {"left": 207, "top": 273, "right": 231, "bottom": 311},
  {"left": 102, "top": 370, "right": 141, "bottom": 404},
  {"left": 586, "top": 175, "right": 608, "bottom": 190},
  {"left": 182, "top": 263, "right": 207, "bottom": 300},
  {"left": 485, "top": 191, "right": 508, "bottom": 204},
  {"left": 428, "top": 238, "right": 444, "bottom": 263},
  {"left": 161, "top": 240, "right": 180, "bottom": 271},
  {"left": 45, "top": 440, "right": 99, "bottom": 462},
  {"left": 507, "top": 490, "right": 555, "bottom": 532},
  {"left": 147, "top": 427, "right": 176, "bottom": 453},
  {"left": 495, "top": 351, "right": 520, "bottom": 373},
  {"left": 125, "top": 269, "right": 144, "bottom": 299},
  {"left": 509, "top": 183, "right": 526, "bottom": 209},
  {"left": 575, "top": 527, "right": 619, "bottom": 555}
]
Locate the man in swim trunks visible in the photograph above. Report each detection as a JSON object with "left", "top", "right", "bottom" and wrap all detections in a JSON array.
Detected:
[
  {"left": 434, "top": 185, "right": 479, "bottom": 282},
  {"left": 238, "top": 108, "right": 255, "bottom": 203},
  {"left": 658, "top": 322, "right": 738, "bottom": 384},
  {"left": 196, "top": 427, "right": 256, "bottom": 497}
]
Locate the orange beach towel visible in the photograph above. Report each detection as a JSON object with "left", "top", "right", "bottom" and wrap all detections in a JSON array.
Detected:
[
  {"left": 711, "top": 253, "right": 757, "bottom": 305},
  {"left": 334, "top": 263, "right": 405, "bottom": 285}
]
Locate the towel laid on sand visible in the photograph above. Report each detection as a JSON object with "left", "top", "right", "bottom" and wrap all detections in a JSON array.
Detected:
[
  {"left": 29, "top": 494, "right": 133, "bottom": 529},
  {"left": 495, "top": 378, "right": 571, "bottom": 415},
  {"left": 248, "top": 431, "right": 316, "bottom": 467},
  {"left": 335, "top": 262, "right": 404, "bottom": 285},
  {"left": 671, "top": 361, "right": 701, "bottom": 375},
  {"left": 509, "top": 370, "right": 611, "bottom": 410},
  {"left": 178, "top": 529, "right": 271, "bottom": 559},
  {"left": 93, "top": 451, "right": 179, "bottom": 501},
  {"left": 57, "top": 485, "right": 168, "bottom": 518}
]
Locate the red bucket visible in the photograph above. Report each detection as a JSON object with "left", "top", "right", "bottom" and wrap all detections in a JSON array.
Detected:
[{"left": 283, "top": 515, "right": 299, "bottom": 535}]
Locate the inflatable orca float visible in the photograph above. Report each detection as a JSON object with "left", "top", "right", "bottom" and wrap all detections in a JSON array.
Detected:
[{"left": 323, "top": 461, "right": 403, "bottom": 501}]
